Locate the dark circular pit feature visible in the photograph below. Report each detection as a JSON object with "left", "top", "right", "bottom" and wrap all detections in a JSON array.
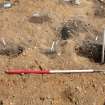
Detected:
[
  {"left": 0, "top": 41, "right": 25, "bottom": 57},
  {"left": 59, "top": 18, "right": 97, "bottom": 41},
  {"left": 75, "top": 41, "right": 104, "bottom": 63},
  {"left": 3, "top": 45, "right": 24, "bottom": 57}
]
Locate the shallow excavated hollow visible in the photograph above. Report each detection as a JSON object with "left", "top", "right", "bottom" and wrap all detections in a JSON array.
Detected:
[{"left": 75, "top": 41, "right": 104, "bottom": 63}]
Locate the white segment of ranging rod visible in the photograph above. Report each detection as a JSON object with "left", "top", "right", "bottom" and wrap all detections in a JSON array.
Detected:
[
  {"left": 50, "top": 69, "right": 94, "bottom": 73},
  {"left": 101, "top": 29, "right": 105, "bottom": 63}
]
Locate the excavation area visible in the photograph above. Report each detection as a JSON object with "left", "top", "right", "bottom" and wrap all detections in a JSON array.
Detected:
[{"left": 0, "top": 0, "right": 105, "bottom": 105}]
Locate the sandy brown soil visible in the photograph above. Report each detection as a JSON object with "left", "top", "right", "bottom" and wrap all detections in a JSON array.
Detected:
[{"left": 0, "top": 0, "right": 105, "bottom": 105}]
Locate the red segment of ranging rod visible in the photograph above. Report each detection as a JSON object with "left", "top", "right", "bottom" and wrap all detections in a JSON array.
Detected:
[{"left": 5, "top": 69, "right": 50, "bottom": 74}]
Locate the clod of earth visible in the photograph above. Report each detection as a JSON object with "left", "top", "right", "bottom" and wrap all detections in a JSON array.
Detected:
[
  {"left": 0, "top": 41, "right": 24, "bottom": 57},
  {"left": 29, "top": 14, "right": 51, "bottom": 24},
  {"left": 75, "top": 40, "right": 104, "bottom": 63}
]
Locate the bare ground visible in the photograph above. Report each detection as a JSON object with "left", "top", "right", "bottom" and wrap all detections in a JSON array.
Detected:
[{"left": 0, "top": 0, "right": 105, "bottom": 105}]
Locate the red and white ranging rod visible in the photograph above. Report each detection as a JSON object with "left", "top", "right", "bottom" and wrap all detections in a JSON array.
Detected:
[{"left": 5, "top": 69, "right": 104, "bottom": 75}]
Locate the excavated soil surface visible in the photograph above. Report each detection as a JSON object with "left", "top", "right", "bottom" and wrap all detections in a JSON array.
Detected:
[{"left": 0, "top": 0, "right": 105, "bottom": 105}]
